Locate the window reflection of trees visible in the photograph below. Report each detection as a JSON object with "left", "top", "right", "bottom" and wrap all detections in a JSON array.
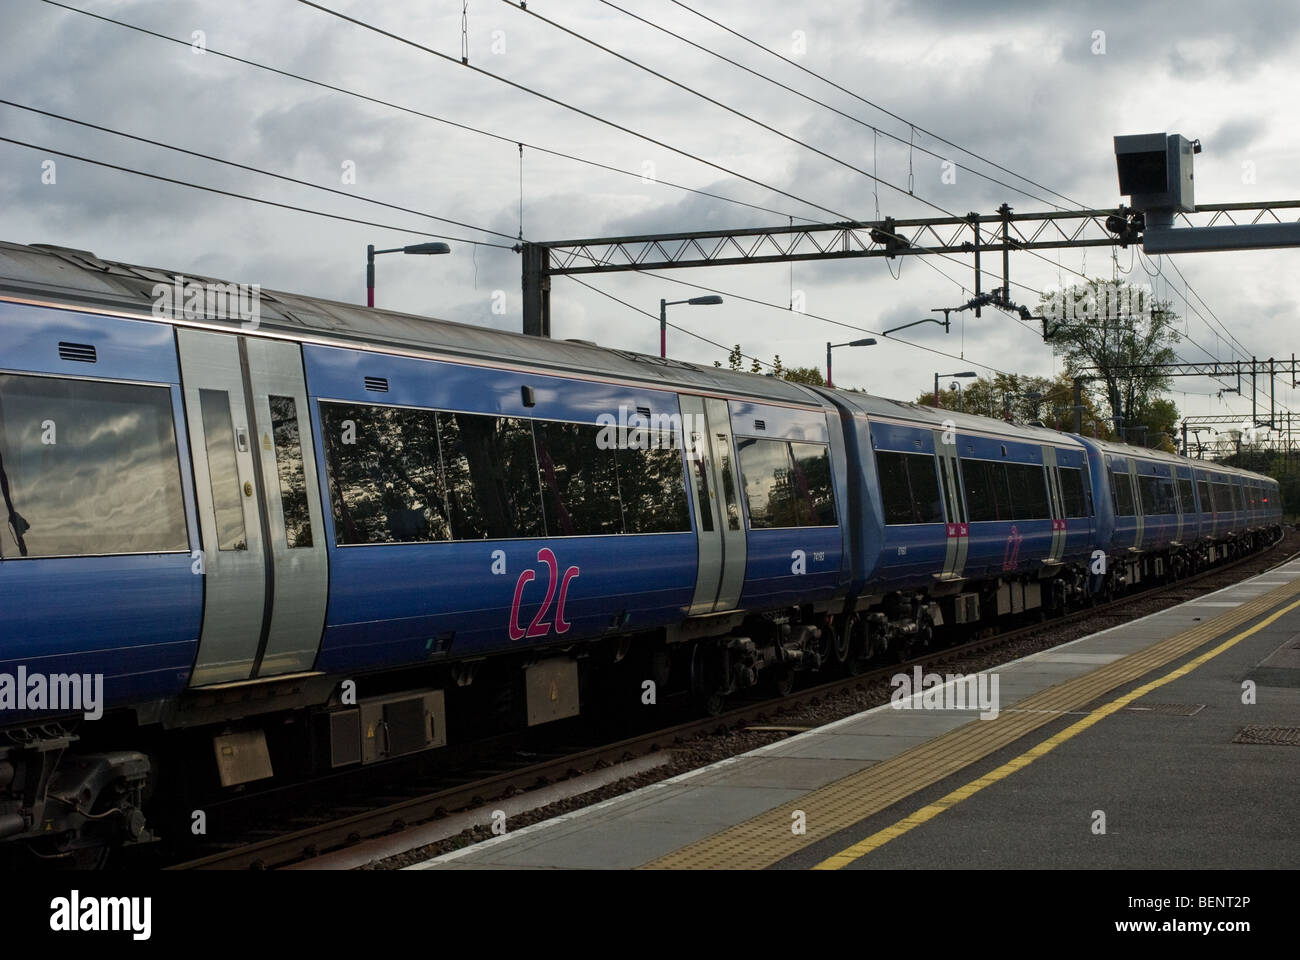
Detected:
[
  {"left": 269, "top": 395, "right": 313, "bottom": 548},
  {"left": 320, "top": 403, "right": 450, "bottom": 545},
  {"left": 321, "top": 403, "right": 695, "bottom": 543}
]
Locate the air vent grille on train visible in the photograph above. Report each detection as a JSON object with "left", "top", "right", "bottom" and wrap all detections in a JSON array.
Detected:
[
  {"left": 754, "top": 419, "right": 766, "bottom": 431},
  {"left": 58, "top": 341, "right": 97, "bottom": 363},
  {"left": 364, "top": 376, "right": 389, "bottom": 393},
  {"left": 636, "top": 406, "right": 652, "bottom": 418}
]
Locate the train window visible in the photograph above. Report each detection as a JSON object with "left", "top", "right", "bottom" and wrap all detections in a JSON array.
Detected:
[
  {"left": 960, "top": 459, "right": 1010, "bottom": 522},
  {"left": 436, "top": 412, "right": 544, "bottom": 540},
  {"left": 1058, "top": 466, "right": 1091, "bottom": 518},
  {"left": 200, "top": 389, "right": 249, "bottom": 551},
  {"left": 1211, "top": 481, "right": 1231, "bottom": 513},
  {"left": 739, "top": 437, "right": 798, "bottom": 528},
  {"left": 1231, "top": 483, "right": 1245, "bottom": 512},
  {"left": 319, "top": 402, "right": 451, "bottom": 545},
  {"left": 615, "top": 437, "right": 691, "bottom": 534},
  {"left": 1196, "top": 479, "right": 1211, "bottom": 512},
  {"left": 1006, "top": 462, "right": 1050, "bottom": 520},
  {"left": 268, "top": 396, "right": 312, "bottom": 548},
  {"left": 789, "top": 442, "right": 837, "bottom": 526},
  {"left": 715, "top": 434, "right": 741, "bottom": 531},
  {"left": 0, "top": 374, "right": 188, "bottom": 558},
  {"left": 534, "top": 420, "right": 622, "bottom": 537},
  {"left": 875, "top": 450, "right": 943, "bottom": 525},
  {"left": 1137, "top": 476, "right": 1177, "bottom": 515},
  {"left": 1177, "top": 478, "right": 1196, "bottom": 514},
  {"left": 1109, "top": 468, "right": 1135, "bottom": 516},
  {"left": 691, "top": 441, "right": 715, "bottom": 533}
]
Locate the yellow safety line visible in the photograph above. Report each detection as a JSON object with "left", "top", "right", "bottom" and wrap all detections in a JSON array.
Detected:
[
  {"left": 813, "top": 594, "right": 1300, "bottom": 869},
  {"left": 642, "top": 573, "right": 1300, "bottom": 870}
]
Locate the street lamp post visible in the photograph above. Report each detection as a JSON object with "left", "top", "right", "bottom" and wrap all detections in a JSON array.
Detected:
[
  {"left": 366, "top": 241, "right": 451, "bottom": 307},
  {"left": 826, "top": 338, "right": 877, "bottom": 388},
  {"left": 934, "top": 371, "right": 977, "bottom": 407},
  {"left": 660, "top": 295, "right": 722, "bottom": 358}
]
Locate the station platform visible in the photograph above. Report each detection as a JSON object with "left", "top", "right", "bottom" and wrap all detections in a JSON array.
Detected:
[{"left": 410, "top": 559, "right": 1300, "bottom": 870}]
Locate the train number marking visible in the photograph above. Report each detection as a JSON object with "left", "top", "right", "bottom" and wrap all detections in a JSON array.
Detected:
[{"left": 509, "top": 548, "right": 580, "bottom": 640}]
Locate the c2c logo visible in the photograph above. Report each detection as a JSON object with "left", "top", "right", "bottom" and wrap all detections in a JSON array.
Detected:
[{"left": 508, "top": 548, "right": 580, "bottom": 640}]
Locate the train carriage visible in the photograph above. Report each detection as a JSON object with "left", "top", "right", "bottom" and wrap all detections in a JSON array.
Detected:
[{"left": 0, "top": 241, "right": 1283, "bottom": 862}]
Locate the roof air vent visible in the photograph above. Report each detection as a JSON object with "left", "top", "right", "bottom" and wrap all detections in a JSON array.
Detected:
[
  {"left": 58, "top": 341, "right": 97, "bottom": 363},
  {"left": 364, "top": 376, "right": 389, "bottom": 393}
]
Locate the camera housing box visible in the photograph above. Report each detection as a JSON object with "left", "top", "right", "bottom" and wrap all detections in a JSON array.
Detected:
[{"left": 1114, "top": 133, "right": 1195, "bottom": 213}]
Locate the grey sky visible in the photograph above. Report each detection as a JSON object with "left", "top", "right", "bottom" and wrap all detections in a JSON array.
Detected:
[{"left": 2, "top": 0, "right": 1298, "bottom": 427}]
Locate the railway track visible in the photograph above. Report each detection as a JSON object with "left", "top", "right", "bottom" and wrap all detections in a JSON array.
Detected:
[{"left": 167, "top": 532, "right": 1295, "bottom": 871}]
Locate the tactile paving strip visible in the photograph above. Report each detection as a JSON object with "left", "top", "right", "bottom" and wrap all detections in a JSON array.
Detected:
[{"left": 644, "top": 574, "right": 1300, "bottom": 870}]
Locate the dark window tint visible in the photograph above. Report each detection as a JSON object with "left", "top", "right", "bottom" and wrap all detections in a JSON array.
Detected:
[
  {"left": 615, "top": 437, "right": 690, "bottom": 534},
  {"left": 534, "top": 420, "right": 621, "bottom": 537},
  {"left": 1211, "top": 481, "right": 1231, "bottom": 513},
  {"left": 875, "top": 450, "right": 943, "bottom": 525},
  {"left": 960, "top": 459, "right": 1010, "bottom": 522},
  {"left": 1059, "top": 466, "right": 1091, "bottom": 518},
  {"left": 268, "top": 395, "right": 312, "bottom": 548},
  {"left": 1110, "top": 468, "right": 1135, "bottom": 516},
  {"left": 1136, "top": 475, "right": 1175, "bottom": 515},
  {"left": 715, "top": 434, "right": 741, "bottom": 531},
  {"left": 1006, "top": 462, "right": 1050, "bottom": 520},
  {"left": 0, "top": 374, "right": 188, "bottom": 558},
  {"left": 436, "top": 412, "right": 543, "bottom": 540},
  {"left": 789, "top": 442, "right": 837, "bottom": 526},
  {"left": 1232, "top": 483, "right": 1245, "bottom": 512},
  {"left": 1177, "top": 478, "right": 1196, "bottom": 514},
  {"left": 200, "top": 389, "right": 248, "bottom": 551},
  {"left": 739, "top": 438, "right": 797, "bottom": 528},
  {"left": 320, "top": 402, "right": 450, "bottom": 545},
  {"left": 1196, "top": 479, "right": 1211, "bottom": 512},
  {"left": 692, "top": 452, "right": 715, "bottom": 532}
]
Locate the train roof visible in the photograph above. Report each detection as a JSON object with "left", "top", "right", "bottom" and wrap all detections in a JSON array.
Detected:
[
  {"left": 1078, "top": 435, "right": 1275, "bottom": 482},
  {"left": 0, "top": 241, "right": 827, "bottom": 409},
  {"left": 816, "top": 387, "right": 1088, "bottom": 447}
]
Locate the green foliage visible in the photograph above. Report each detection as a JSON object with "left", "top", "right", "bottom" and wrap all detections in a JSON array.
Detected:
[
  {"left": 1037, "top": 278, "right": 1181, "bottom": 435},
  {"left": 782, "top": 365, "right": 826, "bottom": 386},
  {"left": 914, "top": 371, "right": 1114, "bottom": 435}
]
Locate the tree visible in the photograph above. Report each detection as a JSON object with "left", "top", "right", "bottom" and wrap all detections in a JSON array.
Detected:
[
  {"left": 915, "top": 372, "right": 1112, "bottom": 435},
  {"left": 782, "top": 365, "right": 825, "bottom": 386},
  {"left": 1037, "top": 278, "right": 1181, "bottom": 439}
]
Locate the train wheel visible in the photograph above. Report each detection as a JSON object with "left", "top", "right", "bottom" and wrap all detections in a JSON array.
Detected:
[
  {"left": 832, "top": 616, "right": 855, "bottom": 668},
  {"left": 689, "top": 642, "right": 725, "bottom": 716},
  {"left": 772, "top": 665, "right": 795, "bottom": 698}
]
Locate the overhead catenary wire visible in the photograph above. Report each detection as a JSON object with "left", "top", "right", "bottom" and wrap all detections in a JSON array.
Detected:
[
  {"left": 647, "top": 0, "right": 1275, "bottom": 392},
  {"left": 665, "top": 0, "right": 1087, "bottom": 211},
  {"left": 36, "top": 0, "right": 814, "bottom": 226},
  {"left": 0, "top": 99, "right": 518, "bottom": 243},
  {"left": 293, "top": 0, "right": 856, "bottom": 223},
  {"left": 0, "top": 135, "right": 513, "bottom": 249},
  {"left": 593, "top": 0, "right": 1074, "bottom": 209}
]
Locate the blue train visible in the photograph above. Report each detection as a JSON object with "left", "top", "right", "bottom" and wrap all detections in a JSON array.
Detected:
[{"left": 0, "top": 242, "right": 1282, "bottom": 859}]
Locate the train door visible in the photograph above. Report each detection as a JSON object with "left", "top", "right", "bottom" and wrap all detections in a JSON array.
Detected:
[
  {"left": 705, "top": 398, "right": 746, "bottom": 610},
  {"left": 932, "top": 431, "right": 968, "bottom": 580},
  {"left": 178, "top": 330, "right": 328, "bottom": 686},
  {"left": 1042, "top": 446, "right": 1066, "bottom": 563},
  {"left": 1128, "top": 460, "right": 1145, "bottom": 549},
  {"left": 682, "top": 395, "right": 747, "bottom": 614}
]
